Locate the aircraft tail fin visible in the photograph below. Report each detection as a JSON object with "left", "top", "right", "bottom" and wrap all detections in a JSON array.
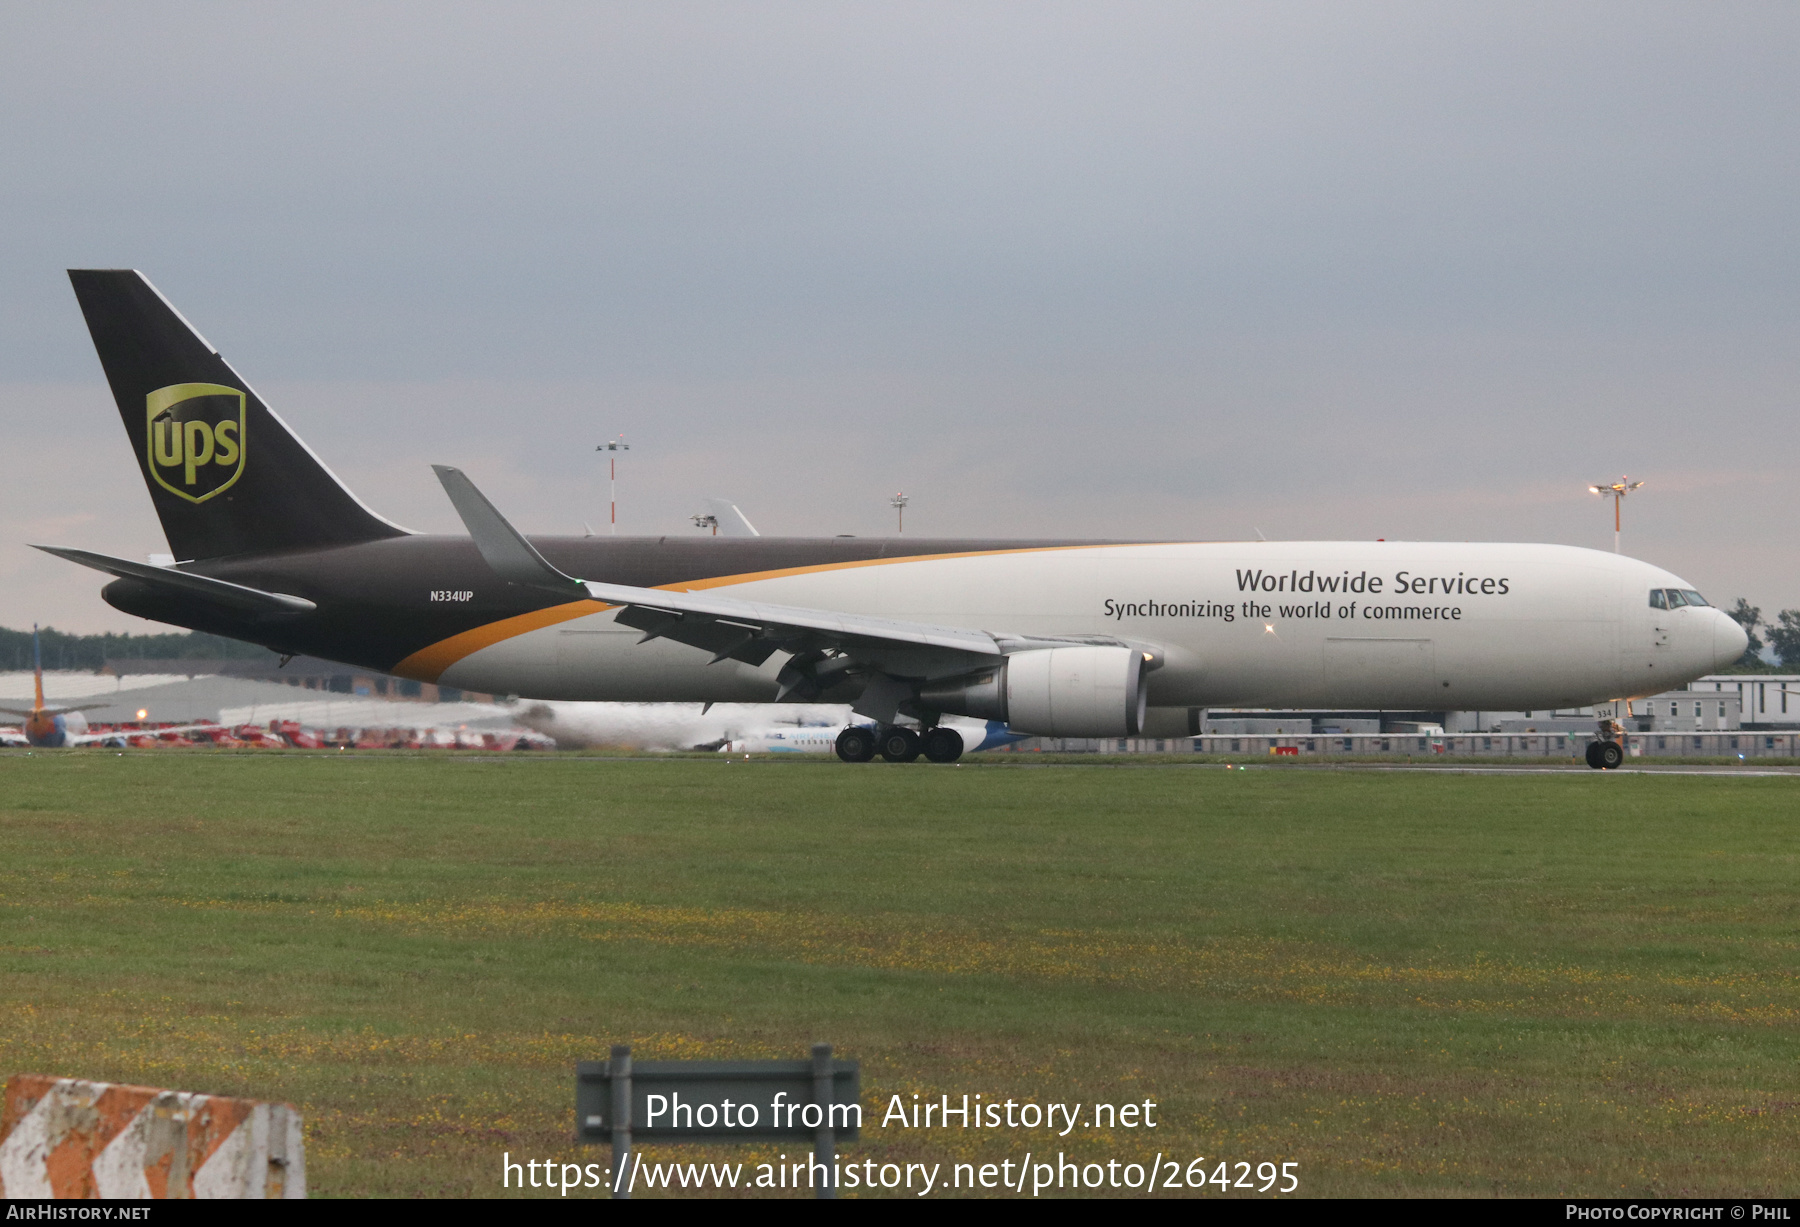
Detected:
[
  {"left": 66, "top": 270, "right": 408, "bottom": 561},
  {"left": 703, "top": 498, "right": 760, "bottom": 538},
  {"left": 32, "top": 625, "right": 44, "bottom": 714}
]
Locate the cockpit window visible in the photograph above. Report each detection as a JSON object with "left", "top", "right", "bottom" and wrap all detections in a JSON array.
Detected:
[{"left": 1652, "top": 588, "right": 1711, "bottom": 609}]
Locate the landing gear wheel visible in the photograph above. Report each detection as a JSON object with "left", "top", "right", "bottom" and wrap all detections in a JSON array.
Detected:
[
  {"left": 922, "top": 727, "right": 965, "bottom": 763},
  {"left": 878, "top": 727, "right": 922, "bottom": 762},
  {"left": 1584, "top": 741, "right": 1603, "bottom": 769},
  {"left": 1597, "top": 741, "right": 1624, "bottom": 770},
  {"left": 835, "top": 727, "right": 876, "bottom": 763}
]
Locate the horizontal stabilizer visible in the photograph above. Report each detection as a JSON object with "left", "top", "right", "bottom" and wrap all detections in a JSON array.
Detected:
[
  {"left": 33, "top": 545, "right": 316, "bottom": 615},
  {"left": 0, "top": 701, "right": 117, "bottom": 717}
]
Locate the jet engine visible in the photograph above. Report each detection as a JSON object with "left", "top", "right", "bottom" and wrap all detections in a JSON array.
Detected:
[{"left": 918, "top": 645, "right": 1148, "bottom": 737}]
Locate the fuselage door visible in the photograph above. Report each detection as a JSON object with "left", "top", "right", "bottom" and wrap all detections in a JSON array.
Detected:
[{"left": 1647, "top": 587, "right": 1672, "bottom": 649}]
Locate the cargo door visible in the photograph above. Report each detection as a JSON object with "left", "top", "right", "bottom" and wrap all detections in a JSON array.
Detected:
[{"left": 1323, "top": 637, "right": 1436, "bottom": 707}]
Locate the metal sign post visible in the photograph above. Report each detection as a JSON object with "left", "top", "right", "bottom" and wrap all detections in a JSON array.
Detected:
[
  {"left": 577, "top": 1043, "right": 860, "bottom": 1199},
  {"left": 608, "top": 1043, "right": 631, "bottom": 1198},
  {"left": 811, "top": 1042, "right": 837, "bottom": 1195}
]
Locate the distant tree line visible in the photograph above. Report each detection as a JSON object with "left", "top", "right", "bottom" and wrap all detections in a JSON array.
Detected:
[
  {"left": 0, "top": 625, "right": 273, "bottom": 672},
  {"left": 1725, "top": 600, "right": 1800, "bottom": 672}
]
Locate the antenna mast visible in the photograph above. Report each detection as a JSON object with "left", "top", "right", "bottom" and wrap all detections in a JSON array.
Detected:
[
  {"left": 1587, "top": 477, "right": 1644, "bottom": 554},
  {"left": 597, "top": 436, "right": 630, "bottom": 535}
]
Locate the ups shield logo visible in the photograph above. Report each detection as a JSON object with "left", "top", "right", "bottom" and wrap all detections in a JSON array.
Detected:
[{"left": 145, "top": 383, "right": 246, "bottom": 504}]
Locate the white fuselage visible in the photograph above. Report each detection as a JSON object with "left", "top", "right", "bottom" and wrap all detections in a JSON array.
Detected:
[{"left": 437, "top": 542, "right": 1745, "bottom": 711}]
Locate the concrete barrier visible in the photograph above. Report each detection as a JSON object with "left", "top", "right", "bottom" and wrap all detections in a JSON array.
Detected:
[{"left": 0, "top": 1075, "right": 304, "bottom": 1199}]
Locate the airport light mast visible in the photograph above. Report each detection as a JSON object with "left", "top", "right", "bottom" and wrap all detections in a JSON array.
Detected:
[
  {"left": 597, "top": 436, "right": 629, "bottom": 535},
  {"left": 1588, "top": 477, "right": 1643, "bottom": 554},
  {"left": 890, "top": 491, "right": 909, "bottom": 535}
]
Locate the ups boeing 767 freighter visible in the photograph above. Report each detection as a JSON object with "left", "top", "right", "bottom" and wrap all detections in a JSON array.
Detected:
[{"left": 36, "top": 271, "right": 1746, "bottom": 765}]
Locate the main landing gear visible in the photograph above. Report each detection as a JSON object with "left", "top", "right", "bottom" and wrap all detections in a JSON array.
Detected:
[
  {"left": 835, "top": 727, "right": 876, "bottom": 762},
  {"left": 921, "top": 727, "right": 964, "bottom": 763},
  {"left": 835, "top": 725, "right": 964, "bottom": 764},
  {"left": 877, "top": 727, "right": 922, "bottom": 762}
]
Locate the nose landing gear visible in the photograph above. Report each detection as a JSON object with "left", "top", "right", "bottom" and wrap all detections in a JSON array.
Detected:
[{"left": 1586, "top": 718, "right": 1627, "bottom": 769}]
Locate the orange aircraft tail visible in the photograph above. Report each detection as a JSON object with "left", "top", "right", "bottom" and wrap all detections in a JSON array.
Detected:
[{"left": 32, "top": 624, "right": 44, "bottom": 714}]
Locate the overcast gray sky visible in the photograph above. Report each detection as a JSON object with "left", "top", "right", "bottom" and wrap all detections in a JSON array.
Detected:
[{"left": 3, "top": 1, "right": 1796, "bottom": 634}]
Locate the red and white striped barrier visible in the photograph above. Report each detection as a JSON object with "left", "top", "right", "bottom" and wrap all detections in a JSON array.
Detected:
[{"left": 0, "top": 1075, "right": 304, "bottom": 1199}]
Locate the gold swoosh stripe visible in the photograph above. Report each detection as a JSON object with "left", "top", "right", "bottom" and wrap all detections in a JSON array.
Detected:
[
  {"left": 394, "top": 544, "right": 1103, "bottom": 682},
  {"left": 392, "top": 600, "right": 607, "bottom": 682}
]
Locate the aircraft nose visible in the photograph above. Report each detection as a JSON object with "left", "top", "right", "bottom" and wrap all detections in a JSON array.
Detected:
[{"left": 1713, "top": 609, "right": 1749, "bottom": 668}]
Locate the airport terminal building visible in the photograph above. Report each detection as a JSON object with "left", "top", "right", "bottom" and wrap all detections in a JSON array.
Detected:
[{"left": 0, "top": 655, "right": 527, "bottom": 744}]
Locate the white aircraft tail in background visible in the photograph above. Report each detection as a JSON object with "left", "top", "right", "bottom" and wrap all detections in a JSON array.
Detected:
[{"left": 699, "top": 498, "right": 759, "bottom": 538}]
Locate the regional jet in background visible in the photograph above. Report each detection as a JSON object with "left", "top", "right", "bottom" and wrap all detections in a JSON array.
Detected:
[
  {"left": 35, "top": 271, "right": 1746, "bottom": 767},
  {"left": 514, "top": 700, "right": 1022, "bottom": 757},
  {"left": 712, "top": 715, "right": 1023, "bottom": 756}
]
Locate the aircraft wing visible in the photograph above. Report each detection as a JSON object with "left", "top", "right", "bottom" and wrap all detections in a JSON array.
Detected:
[
  {"left": 33, "top": 546, "right": 317, "bottom": 615},
  {"left": 582, "top": 578, "right": 1001, "bottom": 658},
  {"left": 582, "top": 577, "right": 1007, "bottom": 692},
  {"left": 432, "top": 465, "right": 1154, "bottom": 702},
  {"left": 0, "top": 702, "right": 120, "bottom": 717}
]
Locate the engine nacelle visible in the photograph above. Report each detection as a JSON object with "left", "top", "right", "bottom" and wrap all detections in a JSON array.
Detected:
[{"left": 918, "top": 645, "right": 1147, "bottom": 737}]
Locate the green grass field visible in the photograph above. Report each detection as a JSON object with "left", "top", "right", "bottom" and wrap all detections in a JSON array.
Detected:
[{"left": 2, "top": 751, "right": 1798, "bottom": 1198}]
